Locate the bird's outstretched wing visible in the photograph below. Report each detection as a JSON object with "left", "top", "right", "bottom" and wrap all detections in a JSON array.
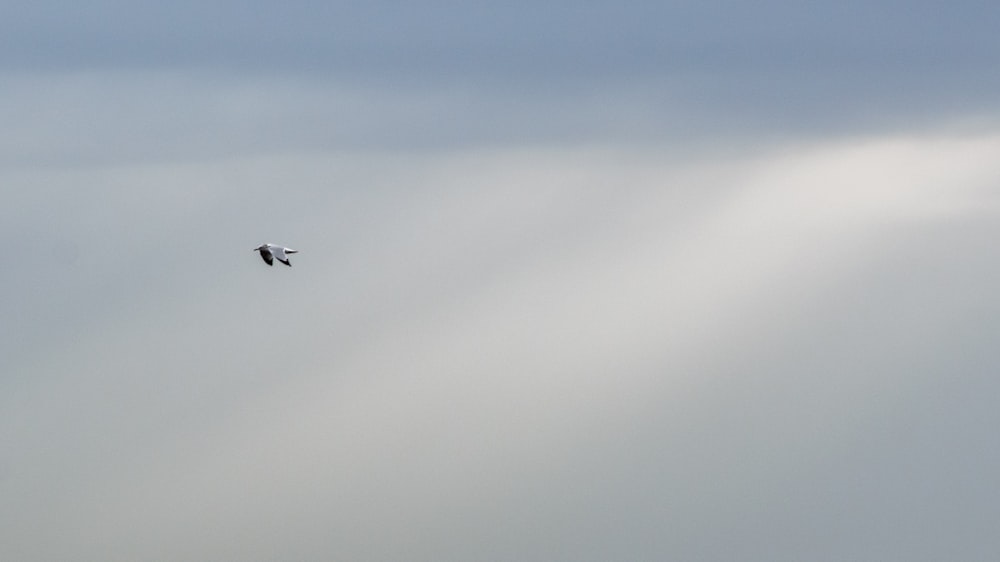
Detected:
[
  {"left": 259, "top": 248, "right": 274, "bottom": 266},
  {"left": 272, "top": 246, "right": 292, "bottom": 266}
]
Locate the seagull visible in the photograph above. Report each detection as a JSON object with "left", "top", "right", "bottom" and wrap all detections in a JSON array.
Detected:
[{"left": 253, "top": 243, "right": 298, "bottom": 267}]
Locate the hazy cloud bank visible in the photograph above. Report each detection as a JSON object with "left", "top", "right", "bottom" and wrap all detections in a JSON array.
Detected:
[{"left": 3, "top": 131, "right": 1000, "bottom": 560}]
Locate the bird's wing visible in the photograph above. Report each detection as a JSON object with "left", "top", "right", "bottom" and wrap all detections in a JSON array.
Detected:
[
  {"left": 259, "top": 248, "right": 274, "bottom": 266},
  {"left": 271, "top": 246, "right": 293, "bottom": 266}
]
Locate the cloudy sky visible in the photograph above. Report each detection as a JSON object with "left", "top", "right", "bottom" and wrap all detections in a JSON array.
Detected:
[{"left": 3, "top": 2, "right": 1000, "bottom": 560}]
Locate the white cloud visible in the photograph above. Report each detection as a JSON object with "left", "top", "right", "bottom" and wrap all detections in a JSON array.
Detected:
[{"left": 4, "top": 131, "right": 998, "bottom": 559}]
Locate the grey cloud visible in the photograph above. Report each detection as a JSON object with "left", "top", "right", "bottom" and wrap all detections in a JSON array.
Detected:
[
  {"left": 0, "top": 72, "right": 689, "bottom": 166},
  {"left": 3, "top": 2, "right": 999, "bottom": 138},
  {"left": 6, "top": 2, "right": 998, "bottom": 74},
  {"left": 5, "top": 68, "right": 997, "bottom": 175}
]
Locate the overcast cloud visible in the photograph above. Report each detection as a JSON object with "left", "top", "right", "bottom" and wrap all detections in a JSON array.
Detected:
[{"left": 3, "top": 2, "right": 1000, "bottom": 561}]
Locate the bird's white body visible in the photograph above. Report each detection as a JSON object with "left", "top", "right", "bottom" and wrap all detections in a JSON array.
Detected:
[{"left": 253, "top": 243, "right": 298, "bottom": 267}]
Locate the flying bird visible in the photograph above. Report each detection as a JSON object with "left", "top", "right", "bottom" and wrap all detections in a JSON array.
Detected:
[{"left": 253, "top": 243, "right": 298, "bottom": 267}]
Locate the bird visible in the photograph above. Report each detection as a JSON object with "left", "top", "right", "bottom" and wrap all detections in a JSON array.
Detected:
[{"left": 253, "top": 243, "right": 298, "bottom": 267}]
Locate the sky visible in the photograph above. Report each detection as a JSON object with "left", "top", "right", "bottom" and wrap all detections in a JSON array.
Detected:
[{"left": 2, "top": 2, "right": 1000, "bottom": 561}]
